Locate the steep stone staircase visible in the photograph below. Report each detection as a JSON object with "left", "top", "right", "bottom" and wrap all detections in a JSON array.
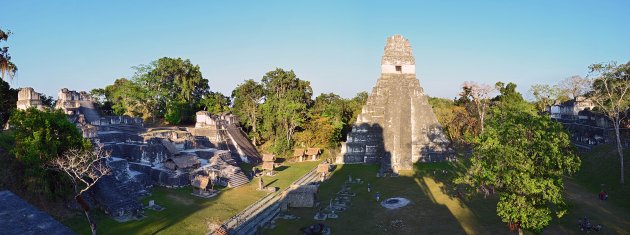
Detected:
[
  {"left": 227, "top": 170, "right": 250, "bottom": 188},
  {"left": 225, "top": 124, "right": 261, "bottom": 162},
  {"left": 78, "top": 101, "right": 101, "bottom": 123}
]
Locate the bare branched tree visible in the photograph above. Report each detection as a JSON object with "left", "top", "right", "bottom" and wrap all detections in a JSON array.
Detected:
[
  {"left": 461, "top": 81, "right": 496, "bottom": 134},
  {"left": 588, "top": 61, "right": 630, "bottom": 184},
  {"left": 559, "top": 75, "right": 591, "bottom": 99},
  {"left": 50, "top": 147, "right": 111, "bottom": 235},
  {"left": 529, "top": 84, "right": 565, "bottom": 112}
]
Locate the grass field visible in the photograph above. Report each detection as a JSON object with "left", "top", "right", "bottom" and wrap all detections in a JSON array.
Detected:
[
  {"left": 267, "top": 163, "right": 511, "bottom": 235},
  {"left": 63, "top": 159, "right": 320, "bottom": 235},
  {"left": 53, "top": 144, "right": 630, "bottom": 234},
  {"left": 543, "top": 144, "right": 630, "bottom": 234},
  {"left": 571, "top": 144, "right": 630, "bottom": 212},
  {"left": 267, "top": 146, "right": 630, "bottom": 235}
]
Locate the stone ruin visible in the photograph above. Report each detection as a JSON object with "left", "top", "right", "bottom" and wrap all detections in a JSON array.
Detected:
[
  {"left": 55, "top": 88, "right": 95, "bottom": 116},
  {"left": 338, "top": 35, "right": 452, "bottom": 172},
  {"left": 16, "top": 87, "right": 46, "bottom": 111},
  {"left": 190, "top": 111, "right": 261, "bottom": 163},
  {"left": 14, "top": 87, "right": 262, "bottom": 220},
  {"left": 190, "top": 150, "right": 250, "bottom": 188}
]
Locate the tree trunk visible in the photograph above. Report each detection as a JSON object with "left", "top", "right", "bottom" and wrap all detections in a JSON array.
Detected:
[
  {"left": 518, "top": 227, "right": 523, "bottom": 235},
  {"left": 252, "top": 112, "right": 257, "bottom": 146},
  {"left": 614, "top": 121, "right": 625, "bottom": 184},
  {"left": 76, "top": 193, "right": 97, "bottom": 235}
]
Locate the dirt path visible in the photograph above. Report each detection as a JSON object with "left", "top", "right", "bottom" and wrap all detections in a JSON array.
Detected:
[{"left": 544, "top": 180, "right": 630, "bottom": 234}]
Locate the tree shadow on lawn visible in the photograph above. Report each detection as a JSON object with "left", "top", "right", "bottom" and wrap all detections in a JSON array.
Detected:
[
  {"left": 274, "top": 165, "right": 289, "bottom": 172},
  {"left": 267, "top": 163, "right": 516, "bottom": 235}
]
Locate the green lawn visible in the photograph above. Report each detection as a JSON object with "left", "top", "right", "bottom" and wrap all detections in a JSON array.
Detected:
[
  {"left": 268, "top": 163, "right": 511, "bottom": 235},
  {"left": 268, "top": 151, "right": 630, "bottom": 235},
  {"left": 64, "top": 159, "right": 320, "bottom": 235},
  {"left": 541, "top": 144, "right": 630, "bottom": 234},
  {"left": 571, "top": 144, "right": 630, "bottom": 212},
  {"left": 59, "top": 144, "right": 630, "bottom": 234}
]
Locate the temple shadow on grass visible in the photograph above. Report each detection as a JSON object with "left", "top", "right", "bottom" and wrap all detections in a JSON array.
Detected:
[{"left": 265, "top": 122, "right": 510, "bottom": 235}]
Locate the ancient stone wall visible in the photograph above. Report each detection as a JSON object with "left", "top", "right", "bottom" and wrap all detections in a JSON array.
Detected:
[{"left": 16, "top": 87, "right": 45, "bottom": 110}]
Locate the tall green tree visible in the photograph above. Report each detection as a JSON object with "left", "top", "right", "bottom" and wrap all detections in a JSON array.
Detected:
[
  {"left": 9, "top": 108, "right": 91, "bottom": 196},
  {"left": 101, "top": 78, "right": 150, "bottom": 118},
  {"left": 0, "top": 79, "right": 18, "bottom": 125},
  {"left": 232, "top": 80, "right": 264, "bottom": 145},
  {"left": 588, "top": 61, "right": 629, "bottom": 184},
  {"left": 89, "top": 88, "right": 114, "bottom": 115},
  {"left": 460, "top": 82, "right": 495, "bottom": 134},
  {"left": 293, "top": 115, "right": 339, "bottom": 148},
  {"left": 201, "top": 91, "right": 231, "bottom": 114},
  {"left": 259, "top": 68, "right": 312, "bottom": 153},
  {"left": 493, "top": 82, "right": 536, "bottom": 114},
  {"left": 461, "top": 109, "right": 580, "bottom": 234},
  {"left": 459, "top": 85, "right": 580, "bottom": 234},
  {"left": 0, "top": 28, "right": 17, "bottom": 80},
  {"left": 559, "top": 75, "right": 591, "bottom": 99},
  {"left": 529, "top": 84, "right": 567, "bottom": 113},
  {"left": 97, "top": 58, "right": 210, "bottom": 124},
  {"left": 133, "top": 57, "right": 209, "bottom": 124},
  {"left": 429, "top": 97, "right": 477, "bottom": 145}
]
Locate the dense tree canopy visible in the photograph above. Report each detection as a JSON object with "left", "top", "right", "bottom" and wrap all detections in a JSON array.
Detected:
[
  {"left": 232, "top": 79, "right": 265, "bottom": 145},
  {"left": 96, "top": 58, "right": 210, "bottom": 124},
  {"left": 202, "top": 91, "right": 231, "bottom": 114},
  {"left": 230, "top": 70, "right": 368, "bottom": 154},
  {"left": 458, "top": 85, "right": 580, "bottom": 234},
  {"left": 259, "top": 68, "right": 313, "bottom": 153},
  {"left": 9, "top": 108, "right": 91, "bottom": 196},
  {"left": 0, "top": 79, "right": 18, "bottom": 125},
  {"left": 529, "top": 84, "right": 564, "bottom": 113}
]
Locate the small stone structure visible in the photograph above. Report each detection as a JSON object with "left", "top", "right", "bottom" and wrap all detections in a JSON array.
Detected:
[
  {"left": 262, "top": 153, "right": 276, "bottom": 175},
  {"left": 548, "top": 96, "right": 595, "bottom": 120},
  {"left": 306, "top": 148, "right": 321, "bottom": 161},
  {"left": 191, "top": 175, "right": 217, "bottom": 198},
  {"left": 338, "top": 35, "right": 452, "bottom": 172},
  {"left": 164, "top": 154, "right": 201, "bottom": 171},
  {"left": 293, "top": 148, "right": 305, "bottom": 162},
  {"left": 317, "top": 163, "right": 331, "bottom": 177},
  {"left": 16, "top": 87, "right": 46, "bottom": 111},
  {"left": 317, "top": 163, "right": 331, "bottom": 182},
  {"left": 281, "top": 184, "right": 319, "bottom": 208}
]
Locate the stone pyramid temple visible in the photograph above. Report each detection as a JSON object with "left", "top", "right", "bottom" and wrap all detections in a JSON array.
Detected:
[{"left": 337, "top": 35, "right": 451, "bottom": 172}]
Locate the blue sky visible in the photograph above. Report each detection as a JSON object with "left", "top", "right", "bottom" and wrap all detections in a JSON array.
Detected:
[{"left": 2, "top": 1, "right": 629, "bottom": 99}]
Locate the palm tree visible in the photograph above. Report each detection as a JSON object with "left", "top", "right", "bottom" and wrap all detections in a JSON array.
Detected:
[{"left": 0, "top": 28, "right": 18, "bottom": 80}]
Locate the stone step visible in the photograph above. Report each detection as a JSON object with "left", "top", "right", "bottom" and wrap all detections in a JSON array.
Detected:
[{"left": 228, "top": 171, "right": 250, "bottom": 188}]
